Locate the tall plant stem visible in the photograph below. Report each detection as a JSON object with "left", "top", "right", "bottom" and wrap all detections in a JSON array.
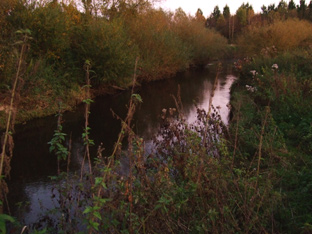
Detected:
[
  {"left": 128, "top": 56, "right": 139, "bottom": 234},
  {"left": 88, "top": 58, "right": 140, "bottom": 234},
  {"left": 232, "top": 102, "right": 241, "bottom": 169},
  {"left": 203, "top": 62, "right": 221, "bottom": 147},
  {"left": 0, "top": 34, "right": 28, "bottom": 182},
  {"left": 81, "top": 61, "right": 93, "bottom": 182},
  {"left": 255, "top": 106, "right": 270, "bottom": 189},
  {"left": 85, "top": 63, "right": 92, "bottom": 176}
]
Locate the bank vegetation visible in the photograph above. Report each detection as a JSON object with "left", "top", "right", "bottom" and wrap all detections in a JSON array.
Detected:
[{"left": 1, "top": 0, "right": 312, "bottom": 233}]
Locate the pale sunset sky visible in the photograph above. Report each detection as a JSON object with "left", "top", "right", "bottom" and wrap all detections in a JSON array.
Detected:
[{"left": 155, "top": 0, "right": 301, "bottom": 16}]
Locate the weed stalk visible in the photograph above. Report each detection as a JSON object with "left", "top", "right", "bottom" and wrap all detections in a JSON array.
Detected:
[
  {"left": 81, "top": 60, "right": 94, "bottom": 181},
  {"left": 0, "top": 31, "right": 30, "bottom": 183}
]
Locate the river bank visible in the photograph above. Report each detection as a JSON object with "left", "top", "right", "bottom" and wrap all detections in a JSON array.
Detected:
[
  {"left": 0, "top": 1, "right": 229, "bottom": 131},
  {"left": 228, "top": 49, "right": 312, "bottom": 233}
]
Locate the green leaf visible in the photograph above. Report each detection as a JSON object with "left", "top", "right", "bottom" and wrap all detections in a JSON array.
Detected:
[
  {"left": 24, "top": 29, "right": 32, "bottom": 35},
  {"left": 0, "top": 213, "right": 15, "bottom": 234},
  {"left": 0, "top": 214, "right": 15, "bottom": 223},
  {"left": 85, "top": 60, "right": 91, "bottom": 66},
  {"left": 131, "top": 94, "right": 143, "bottom": 103},
  {"left": 90, "top": 221, "right": 99, "bottom": 231},
  {"left": 49, "top": 176, "right": 58, "bottom": 180},
  {"left": 83, "top": 206, "right": 93, "bottom": 214},
  {"left": 95, "top": 177, "right": 103, "bottom": 186},
  {"left": 83, "top": 99, "right": 94, "bottom": 104},
  {"left": 93, "top": 211, "right": 102, "bottom": 220}
]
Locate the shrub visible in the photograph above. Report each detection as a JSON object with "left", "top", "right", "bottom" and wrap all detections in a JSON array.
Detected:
[
  {"left": 237, "top": 19, "right": 312, "bottom": 57},
  {"left": 72, "top": 18, "right": 139, "bottom": 85},
  {"left": 172, "top": 11, "right": 228, "bottom": 66},
  {"left": 126, "top": 9, "right": 190, "bottom": 81}
]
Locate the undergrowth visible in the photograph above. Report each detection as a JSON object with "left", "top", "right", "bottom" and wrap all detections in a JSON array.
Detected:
[
  {"left": 12, "top": 61, "right": 286, "bottom": 234},
  {"left": 231, "top": 49, "right": 312, "bottom": 233},
  {"left": 4, "top": 50, "right": 312, "bottom": 233}
]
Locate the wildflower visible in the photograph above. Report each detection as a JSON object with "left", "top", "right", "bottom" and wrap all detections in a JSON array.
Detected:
[
  {"left": 250, "top": 70, "right": 257, "bottom": 76},
  {"left": 245, "top": 85, "right": 257, "bottom": 92},
  {"left": 272, "top": 64, "right": 278, "bottom": 70}
]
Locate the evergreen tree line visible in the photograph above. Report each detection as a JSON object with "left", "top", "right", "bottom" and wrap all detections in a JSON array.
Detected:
[{"left": 207, "top": 0, "right": 312, "bottom": 40}]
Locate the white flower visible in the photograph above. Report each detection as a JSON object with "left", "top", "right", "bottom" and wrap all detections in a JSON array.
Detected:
[
  {"left": 250, "top": 70, "right": 257, "bottom": 76},
  {"left": 272, "top": 64, "right": 278, "bottom": 70},
  {"left": 246, "top": 85, "right": 257, "bottom": 92}
]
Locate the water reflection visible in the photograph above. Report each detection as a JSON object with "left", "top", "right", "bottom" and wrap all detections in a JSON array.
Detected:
[
  {"left": 186, "top": 74, "right": 236, "bottom": 125},
  {"left": 8, "top": 62, "right": 237, "bottom": 225}
]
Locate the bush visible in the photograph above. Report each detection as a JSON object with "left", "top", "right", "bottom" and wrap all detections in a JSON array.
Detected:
[
  {"left": 237, "top": 19, "right": 312, "bottom": 57},
  {"left": 72, "top": 18, "right": 139, "bottom": 86},
  {"left": 126, "top": 9, "right": 190, "bottom": 81},
  {"left": 172, "top": 14, "right": 228, "bottom": 66}
]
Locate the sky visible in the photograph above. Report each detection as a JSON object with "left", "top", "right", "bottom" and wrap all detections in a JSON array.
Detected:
[{"left": 154, "top": 0, "right": 301, "bottom": 16}]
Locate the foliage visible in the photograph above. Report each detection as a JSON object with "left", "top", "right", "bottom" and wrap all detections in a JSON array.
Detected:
[
  {"left": 37, "top": 77, "right": 282, "bottom": 233},
  {"left": 48, "top": 120, "right": 68, "bottom": 162},
  {"left": 72, "top": 18, "right": 139, "bottom": 85},
  {"left": 0, "top": 212, "right": 15, "bottom": 234},
  {"left": 236, "top": 19, "right": 312, "bottom": 57},
  {"left": 66, "top": 105, "right": 280, "bottom": 233},
  {"left": 231, "top": 49, "right": 312, "bottom": 232},
  {"left": 126, "top": 9, "right": 190, "bottom": 81},
  {"left": 0, "top": 0, "right": 229, "bottom": 126},
  {"left": 172, "top": 10, "right": 227, "bottom": 66}
]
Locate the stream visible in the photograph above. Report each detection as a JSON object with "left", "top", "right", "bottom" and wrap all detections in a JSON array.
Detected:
[{"left": 7, "top": 62, "right": 237, "bottom": 226}]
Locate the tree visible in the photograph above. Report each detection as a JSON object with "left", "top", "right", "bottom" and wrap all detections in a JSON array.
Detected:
[
  {"left": 268, "top": 4, "right": 276, "bottom": 12},
  {"left": 174, "top": 7, "right": 187, "bottom": 23},
  {"left": 223, "top": 5, "right": 230, "bottom": 19},
  {"left": 216, "top": 14, "right": 226, "bottom": 33},
  {"left": 298, "top": 0, "right": 307, "bottom": 19},
  {"left": 261, "top": 5, "right": 268, "bottom": 15},
  {"left": 206, "top": 5, "right": 220, "bottom": 28},
  {"left": 278, "top": 0, "right": 288, "bottom": 9},
  {"left": 195, "top": 8, "right": 206, "bottom": 22},
  {"left": 236, "top": 3, "right": 254, "bottom": 31},
  {"left": 212, "top": 6, "right": 221, "bottom": 19},
  {"left": 308, "top": 0, "right": 312, "bottom": 20},
  {"left": 288, "top": 0, "right": 296, "bottom": 9},
  {"left": 268, "top": 10, "right": 281, "bottom": 23},
  {"left": 288, "top": 0, "right": 298, "bottom": 17},
  {"left": 81, "top": 0, "right": 92, "bottom": 16},
  {"left": 236, "top": 7, "right": 247, "bottom": 27},
  {"left": 277, "top": 0, "right": 288, "bottom": 19}
]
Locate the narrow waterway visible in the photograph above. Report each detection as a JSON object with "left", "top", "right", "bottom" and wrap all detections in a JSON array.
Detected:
[{"left": 7, "top": 62, "right": 237, "bottom": 226}]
